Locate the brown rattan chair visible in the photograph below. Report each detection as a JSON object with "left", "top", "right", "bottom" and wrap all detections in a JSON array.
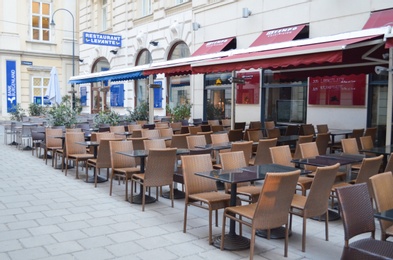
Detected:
[
  {"left": 315, "top": 132, "right": 331, "bottom": 155},
  {"left": 170, "top": 133, "right": 190, "bottom": 149},
  {"left": 143, "top": 139, "right": 166, "bottom": 150},
  {"left": 197, "top": 131, "right": 213, "bottom": 144},
  {"left": 350, "top": 128, "right": 365, "bottom": 150},
  {"left": 266, "top": 128, "right": 281, "bottom": 138},
  {"left": 211, "top": 133, "right": 229, "bottom": 144},
  {"left": 109, "top": 125, "right": 125, "bottom": 133},
  {"left": 364, "top": 127, "right": 377, "bottom": 144},
  {"left": 213, "top": 141, "right": 253, "bottom": 169},
  {"left": 293, "top": 134, "right": 314, "bottom": 159},
  {"left": 159, "top": 128, "right": 173, "bottom": 147},
  {"left": 285, "top": 125, "right": 299, "bottom": 136},
  {"left": 336, "top": 183, "right": 393, "bottom": 259},
  {"left": 299, "top": 124, "right": 315, "bottom": 136},
  {"left": 86, "top": 138, "right": 122, "bottom": 187},
  {"left": 188, "top": 126, "right": 202, "bottom": 135},
  {"left": 127, "top": 124, "right": 142, "bottom": 134},
  {"left": 270, "top": 145, "right": 313, "bottom": 195},
  {"left": 249, "top": 121, "right": 262, "bottom": 130},
  {"left": 385, "top": 153, "right": 393, "bottom": 172},
  {"left": 264, "top": 120, "right": 275, "bottom": 130},
  {"left": 360, "top": 136, "right": 375, "bottom": 157},
  {"left": 208, "top": 120, "right": 220, "bottom": 126},
  {"left": 109, "top": 140, "right": 140, "bottom": 200},
  {"left": 234, "top": 122, "right": 246, "bottom": 131},
  {"left": 211, "top": 125, "right": 224, "bottom": 133},
  {"left": 64, "top": 132, "right": 94, "bottom": 179},
  {"left": 369, "top": 172, "right": 393, "bottom": 241},
  {"left": 131, "top": 148, "right": 177, "bottom": 211},
  {"left": 170, "top": 122, "right": 182, "bottom": 134},
  {"left": 181, "top": 154, "right": 231, "bottom": 245},
  {"left": 221, "top": 170, "right": 300, "bottom": 258},
  {"left": 141, "top": 129, "right": 160, "bottom": 139},
  {"left": 341, "top": 138, "right": 362, "bottom": 171},
  {"left": 220, "top": 151, "right": 261, "bottom": 203},
  {"left": 247, "top": 129, "right": 263, "bottom": 142},
  {"left": 289, "top": 163, "right": 340, "bottom": 252},
  {"left": 44, "top": 128, "right": 63, "bottom": 167},
  {"left": 186, "top": 135, "right": 206, "bottom": 149},
  {"left": 221, "top": 119, "right": 231, "bottom": 130},
  {"left": 316, "top": 124, "right": 329, "bottom": 133},
  {"left": 249, "top": 138, "right": 277, "bottom": 166},
  {"left": 228, "top": 129, "right": 243, "bottom": 142}
]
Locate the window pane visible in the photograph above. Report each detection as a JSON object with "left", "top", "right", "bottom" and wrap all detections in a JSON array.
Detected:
[
  {"left": 42, "top": 3, "right": 50, "bottom": 15},
  {"left": 32, "top": 2, "right": 39, "bottom": 14},
  {"left": 42, "top": 17, "right": 49, "bottom": 29},
  {"left": 33, "top": 78, "right": 42, "bottom": 86},
  {"left": 43, "top": 30, "right": 49, "bottom": 41},
  {"left": 32, "top": 16, "right": 39, "bottom": 27},
  {"left": 32, "top": 29, "right": 39, "bottom": 40}
]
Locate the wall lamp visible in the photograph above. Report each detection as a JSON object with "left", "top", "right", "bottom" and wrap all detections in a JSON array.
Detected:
[
  {"left": 192, "top": 22, "right": 201, "bottom": 31},
  {"left": 242, "top": 7, "right": 252, "bottom": 18},
  {"left": 375, "top": 66, "right": 393, "bottom": 75},
  {"left": 79, "top": 58, "right": 84, "bottom": 62},
  {"left": 110, "top": 49, "right": 118, "bottom": 54},
  {"left": 149, "top": 41, "right": 159, "bottom": 46}
]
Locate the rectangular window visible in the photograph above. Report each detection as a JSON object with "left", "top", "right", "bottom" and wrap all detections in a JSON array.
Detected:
[
  {"left": 32, "top": 76, "right": 50, "bottom": 105},
  {"left": 32, "top": 1, "right": 51, "bottom": 41},
  {"left": 102, "top": 0, "right": 108, "bottom": 31},
  {"left": 142, "top": 0, "right": 152, "bottom": 16}
]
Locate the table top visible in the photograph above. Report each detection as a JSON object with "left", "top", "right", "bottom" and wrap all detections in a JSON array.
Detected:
[
  {"left": 276, "top": 135, "right": 299, "bottom": 143},
  {"left": 195, "top": 164, "right": 308, "bottom": 184},
  {"left": 360, "top": 145, "right": 393, "bottom": 156},
  {"left": 76, "top": 141, "right": 100, "bottom": 147},
  {"left": 195, "top": 141, "right": 258, "bottom": 151},
  {"left": 329, "top": 129, "right": 353, "bottom": 136},
  {"left": 374, "top": 208, "right": 393, "bottom": 221},
  {"left": 118, "top": 148, "right": 189, "bottom": 157},
  {"left": 292, "top": 153, "right": 365, "bottom": 167}
]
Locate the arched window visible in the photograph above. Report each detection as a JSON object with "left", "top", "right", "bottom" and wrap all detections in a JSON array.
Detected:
[
  {"left": 135, "top": 49, "right": 152, "bottom": 107},
  {"left": 168, "top": 42, "right": 190, "bottom": 107},
  {"left": 91, "top": 57, "right": 110, "bottom": 113}
]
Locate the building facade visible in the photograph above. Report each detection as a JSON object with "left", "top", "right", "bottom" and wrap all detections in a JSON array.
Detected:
[{"left": 0, "top": 0, "right": 78, "bottom": 119}]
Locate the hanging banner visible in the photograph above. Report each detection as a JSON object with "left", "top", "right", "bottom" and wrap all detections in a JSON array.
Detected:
[
  {"left": 83, "top": 32, "right": 122, "bottom": 47},
  {"left": 6, "top": 60, "right": 17, "bottom": 112},
  {"left": 153, "top": 81, "right": 163, "bottom": 108}
]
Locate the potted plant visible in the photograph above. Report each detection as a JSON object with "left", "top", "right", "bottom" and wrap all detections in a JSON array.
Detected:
[
  {"left": 28, "top": 103, "right": 46, "bottom": 117},
  {"left": 9, "top": 104, "right": 26, "bottom": 121},
  {"left": 126, "top": 101, "right": 149, "bottom": 124},
  {"left": 93, "top": 110, "right": 121, "bottom": 127},
  {"left": 46, "top": 96, "right": 77, "bottom": 128},
  {"left": 167, "top": 101, "right": 192, "bottom": 123}
]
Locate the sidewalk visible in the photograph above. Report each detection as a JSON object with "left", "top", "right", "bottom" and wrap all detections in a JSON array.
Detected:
[{"left": 0, "top": 125, "right": 349, "bottom": 259}]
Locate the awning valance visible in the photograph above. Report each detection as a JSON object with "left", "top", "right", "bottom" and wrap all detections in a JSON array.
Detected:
[
  {"left": 192, "top": 37, "right": 236, "bottom": 56},
  {"left": 69, "top": 65, "right": 149, "bottom": 84},
  {"left": 192, "top": 27, "right": 391, "bottom": 77},
  {"left": 250, "top": 24, "right": 308, "bottom": 47},
  {"left": 363, "top": 8, "right": 393, "bottom": 29}
]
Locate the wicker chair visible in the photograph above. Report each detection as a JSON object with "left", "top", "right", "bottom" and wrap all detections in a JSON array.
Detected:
[
  {"left": 197, "top": 131, "right": 213, "bottom": 144},
  {"left": 109, "top": 125, "right": 125, "bottom": 133},
  {"left": 170, "top": 122, "right": 182, "bottom": 134},
  {"left": 211, "top": 125, "right": 224, "bottom": 133},
  {"left": 249, "top": 138, "right": 277, "bottom": 166},
  {"left": 208, "top": 120, "right": 220, "bottom": 126},
  {"left": 267, "top": 128, "right": 281, "bottom": 138},
  {"left": 141, "top": 129, "right": 160, "bottom": 139},
  {"left": 158, "top": 128, "right": 173, "bottom": 147},
  {"left": 131, "top": 148, "right": 177, "bottom": 211},
  {"left": 360, "top": 136, "right": 375, "bottom": 157},
  {"left": 211, "top": 133, "right": 229, "bottom": 144},
  {"left": 249, "top": 121, "right": 262, "bottom": 130},
  {"left": 316, "top": 124, "right": 329, "bottom": 133},
  {"left": 289, "top": 163, "right": 340, "bottom": 252},
  {"left": 186, "top": 135, "right": 206, "bottom": 149},
  {"left": 188, "top": 126, "right": 202, "bottom": 135},
  {"left": 315, "top": 132, "right": 331, "bottom": 155},
  {"left": 181, "top": 154, "right": 231, "bottom": 245},
  {"left": 341, "top": 138, "right": 362, "bottom": 171},
  {"left": 64, "top": 132, "right": 94, "bottom": 179},
  {"left": 385, "top": 153, "right": 393, "bottom": 172},
  {"left": 213, "top": 141, "right": 253, "bottom": 169},
  {"left": 350, "top": 128, "right": 365, "bottom": 150},
  {"left": 228, "top": 129, "right": 243, "bottom": 141},
  {"left": 44, "top": 128, "right": 63, "bottom": 167},
  {"left": 109, "top": 140, "right": 140, "bottom": 200},
  {"left": 300, "top": 124, "right": 315, "bottom": 136},
  {"left": 170, "top": 133, "right": 190, "bottom": 149},
  {"left": 247, "top": 129, "right": 263, "bottom": 142},
  {"left": 127, "top": 124, "right": 142, "bottom": 134},
  {"left": 86, "top": 138, "right": 122, "bottom": 187},
  {"left": 270, "top": 145, "right": 314, "bottom": 196},
  {"left": 293, "top": 134, "right": 314, "bottom": 159},
  {"left": 369, "top": 172, "right": 393, "bottom": 241},
  {"left": 143, "top": 139, "right": 166, "bottom": 150},
  {"left": 285, "top": 125, "right": 299, "bottom": 136},
  {"left": 336, "top": 183, "right": 393, "bottom": 259},
  {"left": 221, "top": 170, "right": 300, "bottom": 258},
  {"left": 220, "top": 151, "right": 261, "bottom": 203},
  {"left": 364, "top": 127, "right": 377, "bottom": 144},
  {"left": 264, "top": 121, "right": 275, "bottom": 130}
]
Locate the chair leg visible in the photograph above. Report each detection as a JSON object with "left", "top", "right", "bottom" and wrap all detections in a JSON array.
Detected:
[
  {"left": 302, "top": 216, "right": 306, "bottom": 252},
  {"left": 109, "top": 171, "right": 114, "bottom": 196},
  {"left": 142, "top": 185, "right": 146, "bottom": 211},
  {"left": 125, "top": 174, "right": 129, "bottom": 201},
  {"left": 289, "top": 212, "right": 293, "bottom": 230},
  {"left": 183, "top": 202, "right": 188, "bottom": 233},
  {"left": 325, "top": 211, "right": 329, "bottom": 241},
  {"left": 208, "top": 206, "right": 213, "bottom": 245},
  {"left": 284, "top": 223, "right": 289, "bottom": 257},
  {"left": 221, "top": 211, "right": 227, "bottom": 250},
  {"left": 130, "top": 178, "right": 134, "bottom": 203},
  {"left": 170, "top": 184, "right": 174, "bottom": 208},
  {"left": 250, "top": 227, "right": 256, "bottom": 260}
]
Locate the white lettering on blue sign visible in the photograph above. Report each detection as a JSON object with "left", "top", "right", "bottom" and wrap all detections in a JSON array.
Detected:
[{"left": 83, "top": 32, "right": 122, "bottom": 47}]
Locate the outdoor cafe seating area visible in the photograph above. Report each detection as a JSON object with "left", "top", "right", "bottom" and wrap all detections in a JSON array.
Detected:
[{"left": 2, "top": 117, "right": 393, "bottom": 259}]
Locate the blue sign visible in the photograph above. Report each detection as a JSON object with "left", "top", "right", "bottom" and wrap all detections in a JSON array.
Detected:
[
  {"left": 6, "top": 60, "right": 17, "bottom": 113},
  {"left": 110, "top": 84, "right": 124, "bottom": 107},
  {"left": 153, "top": 81, "right": 162, "bottom": 108},
  {"left": 83, "top": 32, "right": 122, "bottom": 47},
  {"left": 80, "top": 86, "right": 87, "bottom": 106},
  {"left": 21, "top": 61, "right": 33, "bottom": 66}
]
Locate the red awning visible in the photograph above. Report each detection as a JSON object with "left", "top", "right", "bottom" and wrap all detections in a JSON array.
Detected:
[
  {"left": 192, "top": 34, "right": 386, "bottom": 77},
  {"left": 363, "top": 8, "right": 393, "bottom": 29},
  {"left": 192, "top": 37, "right": 236, "bottom": 56},
  {"left": 250, "top": 24, "right": 307, "bottom": 47},
  {"left": 386, "top": 37, "right": 393, "bottom": 48}
]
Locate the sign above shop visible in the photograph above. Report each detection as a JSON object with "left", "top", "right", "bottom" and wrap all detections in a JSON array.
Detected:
[
  {"left": 83, "top": 32, "right": 122, "bottom": 47},
  {"left": 21, "top": 61, "right": 33, "bottom": 66}
]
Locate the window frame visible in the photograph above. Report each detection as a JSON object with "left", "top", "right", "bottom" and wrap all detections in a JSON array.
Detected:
[
  {"left": 31, "top": 0, "right": 51, "bottom": 42},
  {"left": 32, "top": 76, "right": 50, "bottom": 105}
]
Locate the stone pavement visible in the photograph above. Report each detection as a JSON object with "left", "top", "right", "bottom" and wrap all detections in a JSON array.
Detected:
[{"left": 0, "top": 125, "right": 377, "bottom": 260}]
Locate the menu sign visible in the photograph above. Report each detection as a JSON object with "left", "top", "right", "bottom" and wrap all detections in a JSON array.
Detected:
[{"left": 308, "top": 74, "right": 366, "bottom": 106}]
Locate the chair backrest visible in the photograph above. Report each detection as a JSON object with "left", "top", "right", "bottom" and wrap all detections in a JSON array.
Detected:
[
  {"left": 285, "top": 125, "right": 299, "bottom": 136},
  {"left": 355, "top": 154, "right": 383, "bottom": 185},
  {"left": 385, "top": 153, "right": 393, "bottom": 172},
  {"left": 264, "top": 121, "right": 275, "bottom": 130},
  {"left": 188, "top": 126, "right": 202, "bottom": 135},
  {"left": 270, "top": 145, "right": 293, "bottom": 167},
  {"left": 247, "top": 130, "right": 263, "bottom": 142},
  {"left": 170, "top": 133, "right": 190, "bottom": 149},
  {"left": 45, "top": 128, "right": 63, "bottom": 148},
  {"left": 143, "top": 139, "right": 166, "bottom": 150},
  {"left": 316, "top": 124, "right": 329, "bottom": 133},
  {"left": 95, "top": 132, "right": 116, "bottom": 143},
  {"left": 315, "top": 133, "right": 330, "bottom": 155},
  {"left": 341, "top": 138, "right": 359, "bottom": 154},
  {"left": 228, "top": 129, "right": 243, "bottom": 142},
  {"left": 170, "top": 122, "right": 182, "bottom": 131},
  {"left": 144, "top": 148, "right": 177, "bottom": 186},
  {"left": 304, "top": 163, "right": 340, "bottom": 215},
  {"left": 369, "top": 172, "right": 393, "bottom": 234},
  {"left": 31, "top": 126, "right": 45, "bottom": 141},
  {"left": 95, "top": 138, "right": 123, "bottom": 168},
  {"left": 141, "top": 129, "right": 160, "bottom": 139},
  {"left": 300, "top": 124, "right": 315, "bottom": 136},
  {"left": 253, "top": 138, "right": 277, "bottom": 165},
  {"left": 267, "top": 128, "right": 281, "bottom": 138},
  {"left": 186, "top": 135, "right": 206, "bottom": 149},
  {"left": 220, "top": 151, "right": 247, "bottom": 169},
  {"left": 211, "top": 125, "right": 224, "bottom": 132},
  {"left": 132, "top": 129, "right": 143, "bottom": 137},
  {"left": 350, "top": 128, "right": 365, "bottom": 150},
  {"left": 293, "top": 134, "right": 314, "bottom": 159},
  {"left": 364, "top": 127, "right": 377, "bottom": 144},
  {"left": 231, "top": 141, "right": 253, "bottom": 166},
  {"left": 201, "top": 124, "right": 212, "bottom": 132},
  {"left": 299, "top": 142, "right": 319, "bottom": 171},
  {"left": 109, "top": 140, "right": 137, "bottom": 168},
  {"left": 208, "top": 120, "right": 220, "bottom": 126},
  {"left": 249, "top": 121, "right": 262, "bottom": 130},
  {"left": 129, "top": 137, "right": 148, "bottom": 150},
  {"left": 197, "top": 131, "right": 212, "bottom": 144},
  {"left": 110, "top": 125, "right": 125, "bottom": 133},
  {"left": 211, "top": 133, "right": 229, "bottom": 144},
  {"left": 221, "top": 119, "right": 231, "bottom": 128},
  {"left": 155, "top": 122, "right": 169, "bottom": 129},
  {"left": 253, "top": 170, "right": 300, "bottom": 230},
  {"left": 127, "top": 124, "right": 142, "bottom": 133},
  {"left": 181, "top": 154, "right": 216, "bottom": 196},
  {"left": 65, "top": 132, "right": 86, "bottom": 155},
  {"left": 66, "top": 128, "right": 82, "bottom": 132},
  {"left": 193, "top": 118, "right": 203, "bottom": 126},
  {"left": 159, "top": 128, "right": 173, "bottom": 138},
  {"left": 234, "top": 122, "right": 246, "bottom": 130},
  {"left": 336, "top": 183, "right": 376, "bottom": 243},
  {"left": 360, "top": 136, "right": 374, "bottom": 156}
]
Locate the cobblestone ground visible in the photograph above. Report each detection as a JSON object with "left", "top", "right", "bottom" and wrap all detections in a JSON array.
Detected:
[{"left": 0, "top": 125, "right": 366, "bottom": 259}]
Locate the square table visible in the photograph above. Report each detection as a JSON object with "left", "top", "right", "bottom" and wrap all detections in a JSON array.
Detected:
[
  {"left": 195, "top": 164, "right": 310, "bottom": 250},
  {"left": 374, "top": 208, "right": 393, "bottom": 221},
  {"left": 329, "top": 129, "right": 352, "bottom": 145},
  {"left": 360, "top": 144, "right": 393, "bottom": 167}
]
